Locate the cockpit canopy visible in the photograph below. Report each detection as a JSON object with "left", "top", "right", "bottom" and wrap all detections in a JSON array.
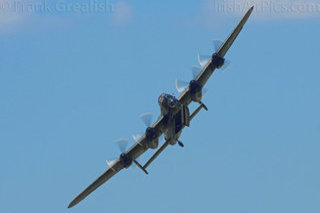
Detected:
[
  {"left": 158, "top": 93, "right": 176, "bottom": 107},
  {"left": 158, "top": 93, "right": 180, "bottom": 115}
]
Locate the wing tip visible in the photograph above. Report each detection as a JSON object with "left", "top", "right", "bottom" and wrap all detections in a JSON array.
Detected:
[
  {"left": 68, "top": 199, "right": 78, "bottom": 208},
  {"left": 248, "top": 6, "right": 254, "bottom": 15},
  {"left": 246, "top": 6, "right": 254, "bottom": 16}
]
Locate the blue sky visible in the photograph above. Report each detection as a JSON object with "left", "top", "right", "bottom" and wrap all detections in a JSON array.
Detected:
[{"left": 1, "top": 0, "right": 320, "bottom": 212}]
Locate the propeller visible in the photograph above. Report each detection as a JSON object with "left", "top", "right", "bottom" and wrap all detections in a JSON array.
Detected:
[
  {"left": 140, "top": 112, "right": 158, "bottom": 147},
  {"left": 116, "top": 138, "right": 129, "bottom": 153},
  {"left": 175, "top": 66, "right": 208, "bottom": 97},
  {"left": 140, "top": 112, "right": 153, "bottom": 127},
  {"left": 105, "top": 138, "right": 130, "bottom": 168},
  {"left": 198, "top": 39, "right": 231, "bottom": 72},
  {"left": 106, "top": 159, "right": 118, "bottom": 168},
  {"left": 132, "top": 134, "right": 142, "bottom": 143},
  {"left": 213, "top": 39, "right": 224, "bottom": 52}
]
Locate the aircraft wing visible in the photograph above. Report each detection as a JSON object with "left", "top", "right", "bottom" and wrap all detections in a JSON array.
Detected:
[
  {"left": 68, "top": 116, "right": 166, "bottom": 208},
  {"left": 217, "top": 6, "right": 254, "bottom": 58},
  {"left": 68, "top": 160, "right": 123, "bottom": 208},
  {"left": 178, "top": 6, "right": 254, "bottom": 106}
]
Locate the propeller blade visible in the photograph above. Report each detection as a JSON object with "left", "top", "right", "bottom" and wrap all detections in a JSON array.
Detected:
[
  {"left": 132, "top": 134, "right": 142, "bottom": 142},
  {"left": 140, "top": 113, "right": 153, "bottom": 127},
  {"left": 198, "top": 54, "right": 211, "bottom": 67},
  {"left": 175, "top": 80, "right": 189, "bottom": 93},
  {"left": 192, "top": 66, "right": 202, "bottom": 79},
  {"left": 202, "top": 87, "right": 209, "bottom": 97},
  {"left": 106, "top": 158, "right": 118, "bottom": 168},
  {"left": 213, "top": 39, "right": 224, "bottom": 52},
  {"left": 116, "top": 138, "right": 129, "bottom": 153},
  {"left": 220, "top": 60, "right": 231, "bottom": 72}
]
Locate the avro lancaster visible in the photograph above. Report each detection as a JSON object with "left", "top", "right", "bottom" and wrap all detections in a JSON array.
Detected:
[{"left": 68, "top": 6, "right": 254, "bottom": 208}]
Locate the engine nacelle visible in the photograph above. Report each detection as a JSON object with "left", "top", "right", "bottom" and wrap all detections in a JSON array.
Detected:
[
  {"left": 189, "top": 80, "right": 203, "bottom": 102},
  {"left": 147, "top": 138, "right": 159, "bottom": 149},
  {"left": 212, "top": 53, "right": 225, "bottom": 69},
  {"left": 145, "top": 127, "right": 159, "bottom": 149},
  {"left": 120, "top": 153, "right": 132, "bottom": 168}
]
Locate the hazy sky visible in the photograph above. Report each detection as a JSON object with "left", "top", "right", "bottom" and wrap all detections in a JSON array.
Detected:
[{"left": 1, "top": 1, "right": 320, "bottom": 213}]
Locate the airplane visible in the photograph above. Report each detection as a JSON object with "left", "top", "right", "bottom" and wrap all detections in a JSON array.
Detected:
[{"left": 68, "top": 6, "right": 254, "bottom": 208}]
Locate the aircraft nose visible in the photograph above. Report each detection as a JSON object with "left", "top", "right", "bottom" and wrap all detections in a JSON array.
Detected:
[{"left": 168, "top": 99, "right": 176, "bottom": 108}]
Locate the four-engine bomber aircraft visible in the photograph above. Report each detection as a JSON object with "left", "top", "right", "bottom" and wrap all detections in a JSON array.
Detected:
[{"left": 68, "top": 6, "right": 254, "bottom": 208}]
